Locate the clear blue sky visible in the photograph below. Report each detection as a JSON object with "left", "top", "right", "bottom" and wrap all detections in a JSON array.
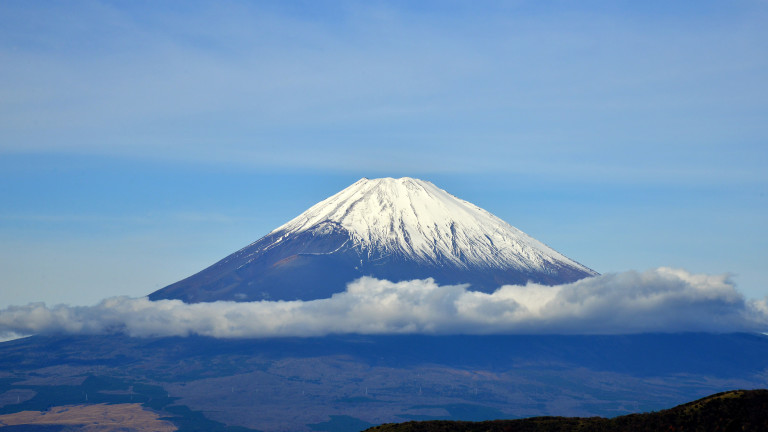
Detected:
[{"left": 1, "top": 0, "right": 766, "bottom": 307}]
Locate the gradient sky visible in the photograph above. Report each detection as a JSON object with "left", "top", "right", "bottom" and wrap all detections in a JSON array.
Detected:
[{"left": 1, "top": 0, "right": 767, "bottom": 308}]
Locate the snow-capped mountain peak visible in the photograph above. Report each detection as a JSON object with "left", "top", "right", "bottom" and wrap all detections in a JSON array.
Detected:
[
  {"left": 272, "top": 177, "right": 595, "bottom": 274},
  {"left": 149, "top": 177, "right": 596, "bottom": 303}
]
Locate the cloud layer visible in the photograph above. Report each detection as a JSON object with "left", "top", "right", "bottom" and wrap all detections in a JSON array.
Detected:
[{"left": 1, "top": 268, "right": 766, "bottom": 339}]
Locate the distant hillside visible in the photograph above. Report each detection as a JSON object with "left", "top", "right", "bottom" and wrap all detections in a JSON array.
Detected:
[
  {"left": 365, "top": 389, "right": 768, "bottom": 432},
  {"left": 1, "top": 334, "right": 767, "bottom": 431}
]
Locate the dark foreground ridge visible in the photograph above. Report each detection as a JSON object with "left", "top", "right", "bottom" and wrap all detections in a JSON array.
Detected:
[{"left": 364, "top": 389, "right": 768, "bottom": 432}]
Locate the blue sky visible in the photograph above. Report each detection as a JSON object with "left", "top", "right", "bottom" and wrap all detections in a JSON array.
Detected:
[{"left": 1, "top": 0, "right": 767, "bottom": 308}]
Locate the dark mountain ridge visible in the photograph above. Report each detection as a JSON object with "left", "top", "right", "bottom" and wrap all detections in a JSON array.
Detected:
[{"left": 364, "top": 389, "right": 768, "bottom": 432}]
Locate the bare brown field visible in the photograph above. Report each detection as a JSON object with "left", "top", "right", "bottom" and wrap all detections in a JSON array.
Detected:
[{"left": 0, "top": 403, "right": 177, "bottom": 432}]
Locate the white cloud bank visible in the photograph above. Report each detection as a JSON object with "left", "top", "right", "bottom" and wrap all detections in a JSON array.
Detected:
[{"left": 1, "top": 268, "right": 766, "bottom": 339}]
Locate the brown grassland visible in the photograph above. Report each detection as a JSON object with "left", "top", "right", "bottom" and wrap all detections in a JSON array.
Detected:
[{"left": 0, "top": 402, "right": 176, "bottom": 432}]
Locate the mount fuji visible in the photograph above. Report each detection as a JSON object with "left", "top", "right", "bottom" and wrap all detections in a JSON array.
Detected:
[{"left": 149, "top": 177, "right": 597, "bottom": 303}]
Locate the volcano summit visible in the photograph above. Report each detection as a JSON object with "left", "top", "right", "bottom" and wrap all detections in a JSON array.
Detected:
[{"left": 149, "top": 177, "right": 597, "bottom": 303}]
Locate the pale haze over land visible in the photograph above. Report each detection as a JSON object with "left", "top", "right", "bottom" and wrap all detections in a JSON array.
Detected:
[{"left": 1, "top": 0, "right": 767, "bottom": 318}]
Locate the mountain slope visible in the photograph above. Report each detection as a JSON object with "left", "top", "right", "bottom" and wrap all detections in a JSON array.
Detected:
[
  {"left": 2, "top": 333, "right": 767, "bottom": 432},
  {"left": 149, "top": 177, "right": 597, "bottom": 303}
]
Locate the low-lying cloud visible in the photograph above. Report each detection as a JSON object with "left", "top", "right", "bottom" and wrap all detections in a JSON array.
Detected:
[{"left": 1, "top": 268, "right": 766, "bottom": 339}]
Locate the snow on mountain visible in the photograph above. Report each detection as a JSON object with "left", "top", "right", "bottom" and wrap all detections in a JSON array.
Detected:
[{"left": 269, "top": 177, "right": 595, "bottom": 274}]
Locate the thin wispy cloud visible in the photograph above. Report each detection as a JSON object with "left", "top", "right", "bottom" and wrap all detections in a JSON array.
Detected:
[{"left": 1, "top": 268, "right": 765, "bottom": 340}]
